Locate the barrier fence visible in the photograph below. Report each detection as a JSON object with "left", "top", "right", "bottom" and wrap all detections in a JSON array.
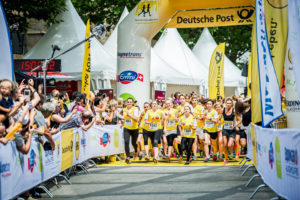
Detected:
[
  {"left": 245, "top": 124, "right": 300, "bottom": 200},
  {"left": 0, "top": 125, "right": 126, "bottom": 200}
]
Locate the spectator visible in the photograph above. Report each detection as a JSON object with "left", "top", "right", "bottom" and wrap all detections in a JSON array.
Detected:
[{"left": 59, "top": 110, "right": 96, "bottom": 131}]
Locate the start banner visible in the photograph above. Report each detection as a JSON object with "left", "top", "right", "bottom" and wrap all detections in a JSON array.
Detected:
[
  {"left": 166, "top": 6, "right": 254, "bottom": 28},
  {"left": 0, "top": 125, "right": 127, "bottom": 200}
]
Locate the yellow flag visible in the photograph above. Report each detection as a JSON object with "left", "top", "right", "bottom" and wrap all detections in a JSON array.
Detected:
[
  {"left": 265, "top": 0, "right": 288, "bottom": 86},
  {"left": 251, "top": 21, "right": 262, "bottom": 124},
  {"left": 209, "top": 42, "right": 225, "bottom": 99},
  {"left": 247, "top": 54, "right": 252, "bottom": 98},
  {"left": 81, "top": 19, "right": 91, "bottom": 99}
]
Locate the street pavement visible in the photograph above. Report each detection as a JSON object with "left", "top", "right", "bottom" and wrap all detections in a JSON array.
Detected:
[{"left": 40, "top": 165, "right": 277, "bottom": 200}]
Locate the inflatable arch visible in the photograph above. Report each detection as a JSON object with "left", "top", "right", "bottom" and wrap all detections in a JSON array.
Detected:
[{"left": 117, "top": 0, "right": 254, "bottom": 104}]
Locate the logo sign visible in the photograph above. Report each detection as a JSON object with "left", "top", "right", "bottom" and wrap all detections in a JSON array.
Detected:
[
  {"left": 285, "top": 147, "right": 299, "bottom": 179},
  {"left": 28, "top": 149, "right": 36, "bottom": 173},
  {"left": 117, "top": 52, "right": 143, "bottom": 59},
  {"left": 100, "top": 132, "right": 111, "bottom": 147},
  {"left": 166, "top": 6, "right": 254, "bottom": 28},
  {"left": 117, "top": 71, "right": 144, "bottom": 84},
  {"left": 269, "top": 142, "right": 274, "bottom": 169},
  {"left": 75, "top": 132, "right": 80, "bottom": 160},
  {"left": 61, "top": 129, "right": 74, "bottom": 171},
  {"left": 135, "top": 0, "right": 158, "bottom": 24},
  {"left": 0, "top": 163, "right": 11, "bottom": 177}
]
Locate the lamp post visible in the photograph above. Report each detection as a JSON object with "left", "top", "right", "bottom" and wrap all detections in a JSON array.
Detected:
[{"left": 31, "top": 24, "right": 106, "bottom": 97}]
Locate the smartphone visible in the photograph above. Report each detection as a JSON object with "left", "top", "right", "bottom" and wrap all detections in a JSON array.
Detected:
[{"left": 24, "top": 89, "right": 31, "bottom": 102}]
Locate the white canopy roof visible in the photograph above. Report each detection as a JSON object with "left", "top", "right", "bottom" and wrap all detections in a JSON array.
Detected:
[
  {"left": 153, "top": 28, "right": 208, "bottom": 85},
  {"left": 103, "top": 8, "right": 196, "bottom": 85},
  {"left": 23, "top": 0, "right": 116, "bottom": 81},
  {"left": 192, "top": 28, "right": 245, "bottom": 87}
]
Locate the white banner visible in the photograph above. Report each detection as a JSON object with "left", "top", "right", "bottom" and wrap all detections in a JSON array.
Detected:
[
  {"left": 0, "top": 1, "right": 14, "bottom": 80},
  {"left": 245, "top": 125, "right": 253, "bottom": 160},
  {"left": 255, "top": 0, "right": 283, "bottom": 127},
  {"left": 288, "top": 0, "right": 300, "bottom": 100},
  {"left": 0, "top": 125, "right": 128, "bottom": 200},
  {"left": 255, "top": 125, "right": 300, "bottom": 200}
]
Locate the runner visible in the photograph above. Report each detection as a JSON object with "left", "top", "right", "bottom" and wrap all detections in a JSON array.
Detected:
[
  {"left": 222, "top": 98, "right": 236, "bottom": 165},
  {"left": 163, "top": 99, "right": 178, "bottom": 162},
  {"left": 215, "top": 102, "right": 224, "bottom": 162},
  {"left": 235, "top": 101, "right": 250, "bottom": 156},
  {"left": 144, "top": 100, "right": 164, "bottom": 163},
  {"left": 203, "top": 99, "right": 219, "bottom": 162},
  {"left": 178, "top": 106, "right": 197, "bottom": 165},
  {"left": 191, "top": 97, "right": 205, "bottom": 160},
  {"left": 123, "top": 98, "right": 139, "bottom": 164},
  {"left": 137, "top": 102, "right": 151, "bottom": 160}
]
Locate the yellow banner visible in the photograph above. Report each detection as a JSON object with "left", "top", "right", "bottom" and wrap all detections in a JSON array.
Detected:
[
  {"left": 247, "top": 54, "right": 252, "bottom": 98},
  {"left": 81, "top": 19, "right": 91, "bottom": 99},
  {"left": 61, "top": 128, "right": 73, "bottom": 171},
  {"left": 166, "top": 7, "right": 254, "bottom": 28},
  {"left": 209, "top": 42, "right": 225, "bottom": 99},
  {"left": 265, "top": 0, "right": 288, "bottom": 87},
  {"left": 251, "top": 20, "right": 262, "bottom": 124}
]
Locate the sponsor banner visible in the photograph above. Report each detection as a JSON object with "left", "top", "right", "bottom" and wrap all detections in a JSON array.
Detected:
[
  {"left": 135, "top": 0, "right": 158, "bottom": 24},
  {"left": 166, "top": 7, "right": 254, "bottom": 28},
  {"left": 245, "top": 125, "right": 253, "bottom": 160},
  {"left": 265, "top": 0, "right": 288, "bottom": 87},
  {"left": 0, "top": 1, "right": 14, "bottom": 80},
  {"left": 0, "top": 125, "right": 130, "bottom": 200},
  {"left": 254, "top": 125, "right": 300, "bottom": 200},
  {"left": 208, "top": 42, "right": 225, "bottom": 99},
  {"left": 61, "top": 129, "right": 74, "bottom": 171},
  {"left": 81, "top": 19, "right": 91, "bottom": 99},
  {"left": 288, "top": 1, "right": 300, "bottom": 100},
  {"left": 118, "top": 52, "right": 144, "bottom": 59},
  {"left": 255, "top": 0, "right": 282, "bottom": 127},
  {"left": 285, "top": 39, "right": 300, "bottom": 128},
  {"left": 117, "top": 71, "right": 144, "bottom": 84}
]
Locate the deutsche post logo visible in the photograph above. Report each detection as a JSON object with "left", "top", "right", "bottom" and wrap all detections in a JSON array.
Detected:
[
  {"left": 237, "top": 8, "right": 254, "bottom": 23},
  {"left": 215, "top": 52, "right": 222, "bottom": 64}
]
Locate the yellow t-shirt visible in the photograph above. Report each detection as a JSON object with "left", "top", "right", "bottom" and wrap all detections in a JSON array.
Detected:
[
  {"left": 123, "top": 106, "right": 139, "bottom": 130},
  {"left": 179, "top": 115, "right": 197, "bottom": 138},
  {"left": 217, "top": 114, "right": 224, "bottom": 132},
  {"left": 139, "top": 110, "right": 149, "bottom": 132},
  {"left": 203, "top": 109, "right": 219, "bottom": 133},
  {"left": 145, "top": 109, "right": 164, "bottom": 131},
  {"left": 177, "top": 103, "right": 191, "bottom": 117},
  {"left": 164, "top": 108, "right": 178, "bottom": 131},
  {"left": 193, "top": 105, "right": 205, "bottom": 128}
]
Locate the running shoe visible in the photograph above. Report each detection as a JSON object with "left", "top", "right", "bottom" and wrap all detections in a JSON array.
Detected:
[
  {"left": 224, "top": 159, "right": 228, "bottom": 165},
  {"left": 178, "top": 156, "right": 183, "bottom": 163},
  {"left": 204, "top": 157, "right": 210, "bottom": 162},
  {"left": 153, "top": 158, "right": 158, "bottom": 164},
  {"left": 133, "top": 152, "right": 138, "bottom": 160},
  {"left": 213, "top": 155, "right": 218, "bottom": 162},
  {"left": 185, "top": 161, "right": 190, "bottom": 165},
  {"left": 125, "top": 157, "right": 131, "bottom": 164},
  {"left": 145, "top": 156, "right": 150, "bottom": 161},
  {"left": 138, "top": 152, "right": 143, "bottom": 160},
  {"left": 164, "top": 156, "right": 171, "bottom": 163},
  {"left": 172, "top": 153, "right": 176, "bottom": 158},
  {"left": 228, "top": 155, "right": 233, "bottom": 160},
  {"left": 192, "top": 155, "right": 197, "bottom": 161},
  {"left": 235, "top": 156, "right": 239, "bottom": 161},
  {"left": 219, "top": 155, "right": 224, "bottom": 162}
]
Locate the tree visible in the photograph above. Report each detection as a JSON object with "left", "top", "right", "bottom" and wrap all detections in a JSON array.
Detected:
[{"left": 1, "top": 0, "right": 66, "bottom": 32}]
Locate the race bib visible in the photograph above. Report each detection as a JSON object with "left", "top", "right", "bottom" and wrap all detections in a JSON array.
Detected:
[
  {"left": 183, "top": 129, "right": 192, "bottom": 136},
  {"left": 205, "top": 121, "right": 214, "bottom": 128},
  {"left": 125, "top": 119, "right": 132, "bottom": 126},
  {"left": 167, "top": 120, "right": 175, "bottom": 127},
  {"left": 217, "top": 124, "right": 222, "bottom": 130},
  {"left": 149, "top": 123, "right": 158, "bottom": 131},
  {"left": 224, "top": 121, "right": 234, "bottom": 130}
]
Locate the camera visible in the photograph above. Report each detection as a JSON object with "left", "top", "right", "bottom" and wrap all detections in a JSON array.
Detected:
[{"left": 23, "top": 89, "right": 31, "bottom": 102}]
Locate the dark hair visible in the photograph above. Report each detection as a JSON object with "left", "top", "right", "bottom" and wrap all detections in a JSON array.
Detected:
[
  {"left": 71, "top": 91, "right": 79, "bottom": 101},
  {"left": 207, "top": 99, "right": 214, "bottom": 105},
  {"left": 94, "top": 97, "right": 101, "bottom": 106},
  {"left": 127, "top": 98, "right": 134, "bottom": 102},
  {"left": 235, "top": 101, "right": 249, "bottom": 115},
  {"left": 59, "top": 91, "right": 67, "bottom": 100}
]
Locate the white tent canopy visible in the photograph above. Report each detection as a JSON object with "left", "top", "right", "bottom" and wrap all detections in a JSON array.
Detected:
[
  {"left": 103, "top": 8, "right": 196, "bottom": 86},
  {"left": 192, "top": 28, "right": 245, "bottom": 87},
  {"left": 153, "top": 28, "right": 208, "bottom": 86},
  {"left": 23, "top": 0, "right": 115, "bottom": 86}
]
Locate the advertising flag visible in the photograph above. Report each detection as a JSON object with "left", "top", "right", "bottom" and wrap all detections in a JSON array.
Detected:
[
  {"left": 81, "top": 19, "right": 91, "bottom": 99},
  {"left": 288, "top": 0, "right": 300, "bottom": 100},
  {"left": 255, "top": 0, "right": 282, "bottom": 127},
  {"left": 208, "top": 42, "right": 225, "bottom": 99},
  {"left": 0, "top": 1, "right": 14, "bottom": 80},
  {"left": 265, "top": 0, "right": 288, "bottom": 87}
]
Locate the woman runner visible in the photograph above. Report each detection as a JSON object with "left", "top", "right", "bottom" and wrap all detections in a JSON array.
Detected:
[
  {"left": 123, "top": 98, "right": 139, "bottom": 164},
  {"left": 144, "top": 100, "right": 164, "bottom": 163},
  {"left": 178, "top": 106, "right": 197, "bottom": 165},
  {"left": 137, "top": 102, "right": 151, "bottom": 160},
  {"left": 215, "top": 102, "right": 224, "bottom": 161}
]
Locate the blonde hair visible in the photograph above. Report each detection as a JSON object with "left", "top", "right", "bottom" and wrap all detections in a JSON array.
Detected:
[
  {"left": 117, "top": 97, "right": 123, "bottom": 106},
  {"left": 0, "top": 79, "right": 13, "bottom": 91}
]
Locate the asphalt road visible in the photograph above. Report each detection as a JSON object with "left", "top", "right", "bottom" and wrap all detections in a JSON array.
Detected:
[{"left": 40, "top": 165, "right": 277, "bottom": 200}]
